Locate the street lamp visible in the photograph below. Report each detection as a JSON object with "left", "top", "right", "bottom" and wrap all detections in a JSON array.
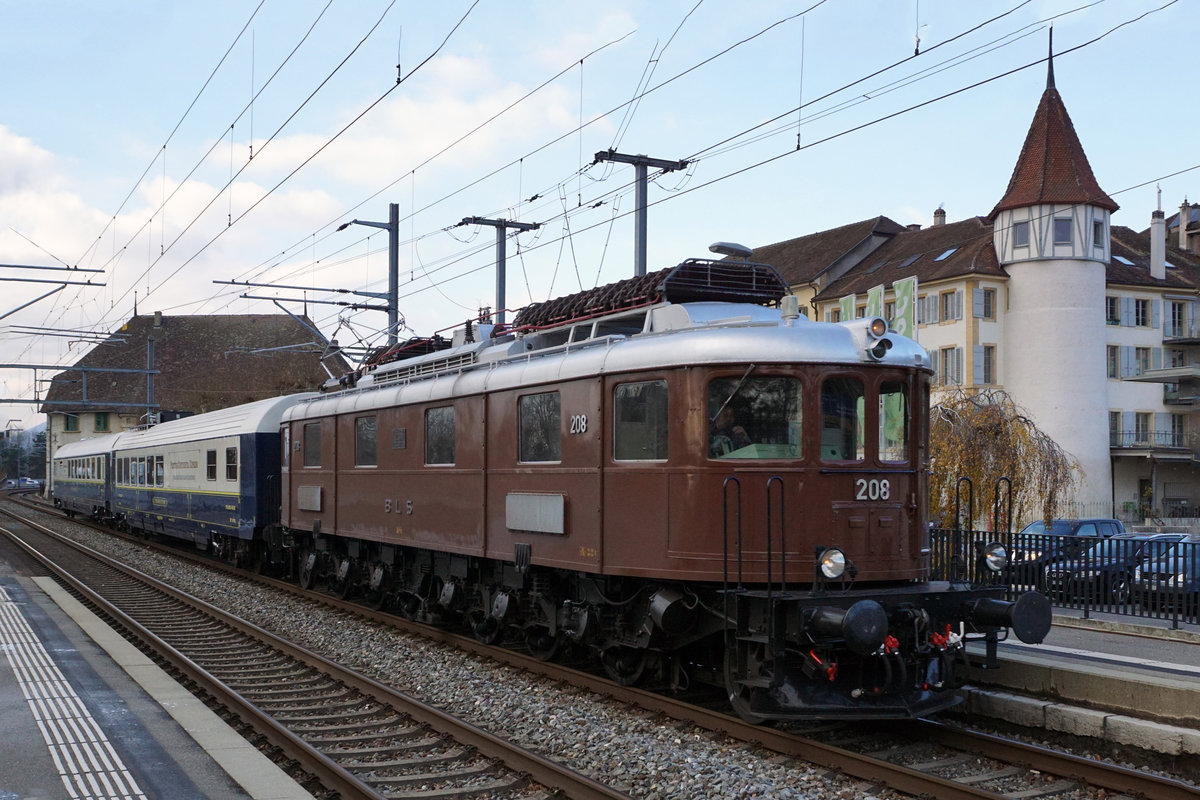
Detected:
[{"left": 337, "top": 203, "right": 399, "bottom": 347}]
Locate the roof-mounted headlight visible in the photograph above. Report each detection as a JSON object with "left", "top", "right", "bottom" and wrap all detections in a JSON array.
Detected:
[
  {"left": 868, "top": 317, "right": 888, "bottom": 338},
  {"left": 818, "top": 547, "right": 847, "bottom": 580},
  {"left": 866, "top": 337, "right": 893, "bottom": 361}
]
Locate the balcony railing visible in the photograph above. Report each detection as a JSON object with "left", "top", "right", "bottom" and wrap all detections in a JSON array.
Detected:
[
  {"left": 1163, "top": 320, "right": 1200, "bottom": 340},
  {"left": 1109, "top": 430, "right": 1191, "bottom": 449}
]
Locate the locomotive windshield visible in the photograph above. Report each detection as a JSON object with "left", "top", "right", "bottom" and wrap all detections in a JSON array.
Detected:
[{"left": 708, "top": 376, "right": 802, "bottom": 459}]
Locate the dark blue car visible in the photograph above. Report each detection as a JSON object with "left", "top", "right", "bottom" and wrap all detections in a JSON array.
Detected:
[
  {"left": 1133, "top": 540, "right": 1200, "bottom": 616},
  {"left": 1011, "top": 518, "right": 1125, "bottom": 589}
]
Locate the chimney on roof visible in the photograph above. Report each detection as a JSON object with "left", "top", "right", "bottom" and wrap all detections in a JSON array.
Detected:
[
  {"left": 1181, "top": 200, "right": 1190, "bottom": 251},
  {"left": 1150, "top": 209, "right": 1166, "bottom": 280},
  {"left": 907, "top": 223, "right": 921, "bottom": 232},
  {"left": 933, "top": 207, "right": 946, "bottom": 227},
  {"left": 153, "top": 310, "right": 163, "bottom": 328}
]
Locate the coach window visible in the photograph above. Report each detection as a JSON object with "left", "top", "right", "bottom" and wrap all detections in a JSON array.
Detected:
[
  {"left": 614, "top": 380, "right": 668, "bottom": 461},
  {"left": 425, "top": 407, "right": 455, "bottom": 465},
  {"left": 878, "top": 380, "right": 909, "bottom": 463},
  {"left": 707, "top": 376, "right": 802, "bottom": 459},
  {"left": 820, "top": 377, "right": 864, "bottom": 462},
  {"left": 138, "top": 457, "right": 148, "bottom": 486},
  {"left": 156, "top": 455, "right": 165, "bottom": 486},
  {"left": 282, "top": 427, "right": 291, "bottom": 468},
  {"left": 225, "top": 447, "right": 237, "bottom": 481},
  {"left": 355, "top": 416, "right": 378, "bottom": 467},
  {"left": 206, "top": 449, "right": 217, "bottom": 480},
  {"left": 304, "top": 422, "right": 322, "bottom": 467},
  {"left": 519, "top": 392, "right": 561, "bottom": 462}
]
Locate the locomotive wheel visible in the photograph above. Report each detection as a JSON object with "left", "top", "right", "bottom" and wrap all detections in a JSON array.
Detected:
[
  {"left": 525, "top": 627, "right": 560, "bottom": 661},
  {"left": 470, "top": 611, "right": 504, "bottom": 645},
  {"left": 297, "top": 549, "right": 316, "bottom": 590},
  {"left": 601, "top": 645, "right": 647, "bottom": 685}
]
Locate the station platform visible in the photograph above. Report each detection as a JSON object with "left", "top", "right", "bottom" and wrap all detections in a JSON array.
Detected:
[
  {"left": 0, "top": 554, "right": 313, "bottom": 800},
  {"left": 964, "top": 607, "right": 1200, "bottom": 756}
]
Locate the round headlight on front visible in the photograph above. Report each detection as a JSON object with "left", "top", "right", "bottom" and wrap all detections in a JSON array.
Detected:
[
  {"left": 819, "top": 547, "right": 847, "bottom": 579},
  {"left": 868, "top": 317, "right": 888, "bottom": 338},
  {"left": 984, "top": 542, "right": 1008, "bottom": 572}
]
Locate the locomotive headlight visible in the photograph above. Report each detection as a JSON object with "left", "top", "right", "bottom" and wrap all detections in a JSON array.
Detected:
[
  {"left": 983, "top": 543, "right": 1008, "bottom": 572},
  {"left": 868, "top": 317, "right": 888, "bottom": 338},
  {"left": 818, "top": 547, "right": 847, "bottom": 579}
]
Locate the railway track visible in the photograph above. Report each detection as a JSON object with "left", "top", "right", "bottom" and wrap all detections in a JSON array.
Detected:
[
  {"left": 0, "top": 503, "right": 628, "bottom": 800},
  {"left": 7, "top": 497, "right": 1198, "bottom": 800}
]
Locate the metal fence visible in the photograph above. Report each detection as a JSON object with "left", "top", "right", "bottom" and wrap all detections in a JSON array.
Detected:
[{"left": 930, "top": 528, "right": 1199, "bottom": 629}]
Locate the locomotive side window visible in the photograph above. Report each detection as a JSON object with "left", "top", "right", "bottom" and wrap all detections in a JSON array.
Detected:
[
  {"left": 425, "top": 407, "right": 455, "bottom": 465},
  {"left": 878, "top": 380, "right": 909, "bottom": 463},
  {"left": 820, "top": 377, "right": 865, "bottom": 461},
  {"left": 304, "top": 422, "right": 322, "bottom": 467},
  {"left": 355, "top": 416, "right": 377, "bottom": 466},
  {"left": 708, "top": 376, "right": 802, "bottom": 459},
  {"left": 206, "top": 449, "right": 217, "bottom": 480},
  {"left": 519, "top": 392, "right": 561, "bottom": 463},
  {"left": 614, "top": 380, "right": 668, "bottom": 461}
]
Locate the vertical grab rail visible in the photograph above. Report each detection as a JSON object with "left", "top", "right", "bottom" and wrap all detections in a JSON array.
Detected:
[
  {"left": 765, "top": 476, "right": 787, "bottom": 688},
  {"left": 992, "top": 476, "right": 1013, "bottom": 595},
  {"left": 722, "top": 477, "right": 743, "bottom": 634},
  {"left": 952, "top": 477, "right": 974, "bottom": 584}
]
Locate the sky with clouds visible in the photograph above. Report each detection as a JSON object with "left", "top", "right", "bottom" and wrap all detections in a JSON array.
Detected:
[{"left": 0, "top": 0, "right": 1195, "bottom": 431}]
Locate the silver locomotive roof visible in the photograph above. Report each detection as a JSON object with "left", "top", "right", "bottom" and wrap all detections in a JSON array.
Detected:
[{"left": 284, "top": 299, "right": 930, "bottom": 422}]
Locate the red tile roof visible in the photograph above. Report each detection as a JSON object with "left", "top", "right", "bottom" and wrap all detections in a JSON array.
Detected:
[{"left": 989, "top": 85, "right": 1118, "bottom": 219}]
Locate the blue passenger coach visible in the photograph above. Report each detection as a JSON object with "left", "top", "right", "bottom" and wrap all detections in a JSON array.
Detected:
[
  {"left": 108, "top": 394, "right": 314, "bottom": 554},
  {"left": 51, "top": 432, "right": 125, "bottom": 518}
]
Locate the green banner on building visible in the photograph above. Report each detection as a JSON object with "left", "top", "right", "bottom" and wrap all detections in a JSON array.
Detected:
[{"left": 891, "top": 277, "right": 917, "bottom": 340}]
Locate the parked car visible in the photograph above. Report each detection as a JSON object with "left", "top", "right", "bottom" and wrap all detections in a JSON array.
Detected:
[
  {"left": 1011, "top": 518, "right": 1125, "bottom": 588},
  {"left": 1133, "top": 540, "right": 1200, "bottom": 616},
  {"left": 1042, "top": 532, "right": 1186, "bottom": 604}
]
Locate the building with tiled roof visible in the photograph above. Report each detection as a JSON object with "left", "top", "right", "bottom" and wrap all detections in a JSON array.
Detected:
[
  {"left": 755, "top": 59, "right": 1200, "bottom": 524},
  {"left": 40, "top": 312, "right": 350, "bottom": 489}
]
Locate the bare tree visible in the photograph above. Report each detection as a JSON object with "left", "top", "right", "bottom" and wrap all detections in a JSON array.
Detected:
[{"left": 929, "top": 389, "right": 1078, "bottom": 530}]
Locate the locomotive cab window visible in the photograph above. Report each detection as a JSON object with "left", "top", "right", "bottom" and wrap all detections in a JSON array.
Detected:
[
  {"left": 303, "top": 422, "right": 322, "bottom": 467},
  {"left": 519, "top": 392, "right": 561, "bottom": 463},
  {"left": 614, "top": 380, "right": 668, "bottom": 461},
  {"left": 708, "top": 376, "right": 802, "bottom": 459},
  {"left": 355, "top": 416, "right": 377, "bottom": 467},
  {"left": 425, "top": 407, "right": 455, "bottom": 465},
  {"left": 821, "top": 377, "right": 864, "bottom": 461},
  {"left": 878, "top": 380, "right": 909, "bottom": 463}
]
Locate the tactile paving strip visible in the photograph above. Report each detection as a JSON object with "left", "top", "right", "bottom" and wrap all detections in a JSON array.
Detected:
[{"left": 0, "top": 587, "right": 147, "bottom": 800}]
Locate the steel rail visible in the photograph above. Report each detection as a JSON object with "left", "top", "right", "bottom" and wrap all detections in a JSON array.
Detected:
[{"left": 0, "top": 508, "right": 629, "bottom": 800}]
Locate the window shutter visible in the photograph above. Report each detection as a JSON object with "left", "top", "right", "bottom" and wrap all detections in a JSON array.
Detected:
[
  {"left": 973, "top": 289, "right": 985, "bottom": 318},
  {"left": 1154, "top": 412, "right": 1168, "bottom": 445},
  {"left": 954, "top": 348, "right": 964, "bottom": 384},
  {"left": 927, "top": 348, "right": 939, "bottom": 378},
  {"left": 1121, "top": 411, "right": 1134, "bottom": 440},
  {"left": 1121, "top": 296, "right": 1134, "bottom": 326},
  {"left": 973, "top": 346, "right": 984, "bottom": 384},
  {"left": 956, "top": 290, "right": 964, "bottom": 320},
  {"left": 1153, "top": 347, "right": 1163, "bottom": 370},
  {"left": 1120, "top": 346, "right": 1132, "bottom": 378},
  {"left": 1152, "top": 299, "right": 1161, "bottom": 330}
]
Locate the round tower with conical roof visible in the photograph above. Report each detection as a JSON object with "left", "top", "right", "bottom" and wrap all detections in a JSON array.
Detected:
[{"left": 990, "top": 44, "right": 1117, "bottom": 515}]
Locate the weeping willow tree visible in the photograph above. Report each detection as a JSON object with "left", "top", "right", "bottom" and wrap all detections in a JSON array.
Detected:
[{"left": 929, "top": 389, "right": 1079, "bottom": 530}]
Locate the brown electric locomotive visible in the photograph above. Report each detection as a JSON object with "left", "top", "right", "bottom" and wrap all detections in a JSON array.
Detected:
[{"left": 277, "top": 258, "right": 1050, "bottom": 721}]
